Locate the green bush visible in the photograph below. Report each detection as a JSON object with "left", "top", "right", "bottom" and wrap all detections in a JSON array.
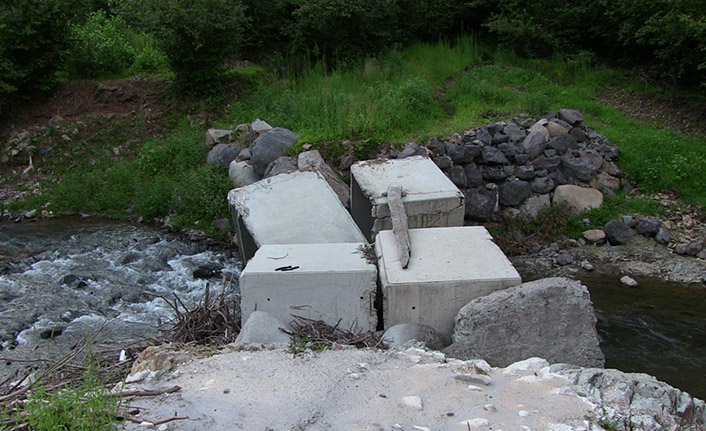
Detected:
[
  {"left": 129, "top": 33, "right": 169, "bottom": 75},
  {"left": 116, "top": 0, "right": 248, "bottom": 92},
  {"left": 0, "top": 0, "right": 76, "bottom": 114},
  {"left": 68, "top": 10, "right": 135, "bottom": 78},
  {"left": 171, "top": 165, "right": 232, "bottom": 226}
]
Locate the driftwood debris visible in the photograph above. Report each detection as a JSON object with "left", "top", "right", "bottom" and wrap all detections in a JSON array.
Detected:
[{"left": 386, "top": 185, "right": 411, "bottom": 268}]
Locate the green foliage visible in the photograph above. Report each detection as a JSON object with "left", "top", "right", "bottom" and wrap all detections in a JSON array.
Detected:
[
  {"left": 0, "top": 0, "right": 77, "bottom": 113},
  {"left": 116, "top": 0, "right": 248, "bottom": 92},
  {"left": 128, "top": 33, "right": 169, "bottom": 75},
  {"left": 68, "top": 10, "right": 135, "bottom": 78},
  {"left": 20, "top": 362, "right": 120, "bottom": 431},
  {"left": 137, "top": 130, "right": 208, "bottom": 177},
  {"left": 171, "top": 165, "right": 232, "bottom": 227}
]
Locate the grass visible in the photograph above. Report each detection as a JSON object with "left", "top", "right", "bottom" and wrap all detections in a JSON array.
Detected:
[{"left": 6, "top": 35, "right": 705, "bottom": 236}]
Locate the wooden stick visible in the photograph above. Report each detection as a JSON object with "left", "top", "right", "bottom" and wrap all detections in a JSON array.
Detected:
[{"left": 107, "top": 385, "right": 181, "bottom": 398}]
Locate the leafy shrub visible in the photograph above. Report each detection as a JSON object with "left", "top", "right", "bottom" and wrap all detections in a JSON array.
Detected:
[
  {"left": 116, "top": 0, "right": 248, "bottom": 92},
  {"left": 129, "top": 34, "right": 169, "bottom": 75},
  {"left": 171, "top": 165, "right": 232, "bottom": 226},
  {"left": 137, "top": 131, "right": 207, "bottom": 177},
  {"left": 0, "top": 0, "right": 76, "bottom": 114},
  {"left": 68, "top": 10, "right": 135, "bottom": 78}
]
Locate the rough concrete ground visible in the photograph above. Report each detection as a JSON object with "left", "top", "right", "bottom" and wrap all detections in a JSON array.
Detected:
[{"left": 120, "top": 347, "right": 599, "bottom": 431}]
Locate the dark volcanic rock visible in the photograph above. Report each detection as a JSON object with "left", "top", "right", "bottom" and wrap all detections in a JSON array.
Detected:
[
  {"left": 635, "top": 218, "right": 662, "bottom": 237},
  {"left": 480, "top": 146, "right": 510, "bottom": 165},
  {"left": 462, "top": 144, "right": 482, "bottom": 163},
  {"left": 499, "top": 180, "right": 530, "bottom": 206},
  {"left": 446, "top": 143, "right": 465, "bottom": 164},
  {"left": 561, "top": 156, "right": 599, "bottom": 182},
  {"left": 464, "top": 187, "right": 497, "bottom": 221},
  {"left": 604, "top": 219, "right": 632, "bottom": 245},
  {"left": 464, "top": 164, "right": 484, "bottom": 187},
  {"left": 481, "top": 166, "right": 509, "bottom": 182}
]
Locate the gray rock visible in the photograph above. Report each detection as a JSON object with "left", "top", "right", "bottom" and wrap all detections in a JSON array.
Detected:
[
  {"left": 604, "top": 219, "right": 632, "bottom": 245},
  {"left": 251, "top": 118, "right": 272, "bottom": 134},
  {"left": 520, "top": 194, "right": 550, "bottom": 218},
  {"left": 597, "top": 143, "right": 620, "bottom": 161},
  {"left": 531, "top": 176, "right": 555, "bottom": 194},
  {"left": 206, "top": 128, "right": 232, "bottom": 147},
  {"left": 237, "top": 148, "right": 251, "bottom": 161},
  {"left": 620, "top": 275, "right": 638, "bottom": 287},
  {"left": 590, "top": 172, "right": 621, "bottom": 192},
  {"left": 452, "top": 277, "right": 604, "bottom": 367},
  {"left": 532, "top": 155, "right": 561, "bottom": 172},
  {"left": 228, "top": 160, "right": 262, "bottom": 188},
  {"left": 698, "top": 249, "right": 706, "bottom": 259},
  {"left": 552, "top": 185, "right": 603, "bottom": 213},
  {"left": 497, "top": 142, "right": 525, "bottom": 160},
  {"left": 480, "top": 146, "right": 509, "bottom": 164},
  {"left": 557, "top": 367, "right": 706, "bottom": 431},
  {"left": 543, "top": 149, "right": 557, "bottom": 158},
  {"left": 250, "top": 127, "right": 299, "bottom": 175},
  {"left": 687, "top": 241, "right": 704, "bottom": 256},
  {"left": 382, "top": 323, "right": 449, "bottom": 351},
  {"left": 499, "top": 180, "right": 530, "bottom": 207},
  {"left": 298, "top": 150, "right": 351, "bottom": 207},
  {"left": 547, "top": 136, "right": 577, "bottom": 154},
  {"left": 450, "top": 166, "right": 467, "bottom": 188},
  {"left": 529, "top": 123, "right": 550, "bottom": 141},
  {"left": 504, "top": 124, "right": 526, "bottom": 142},
  {"left": 514, "top": 165, "right": 535, "bottom": 180},
  {"left": 480, "top": 166, "right": 508, "bottom": 182},
  {"left": 654, "top": 227, "right": 671, "bottom": 245},
  {"left": 514, "top": 154, "right": 530, "bottom": 165},
  {"left": 234, "top": 311, "right": 291, "bottom": 345},
  {"left": 561, "top": 155, "right": 599, "bottom": 183},
  {"left": 475, "top": 127, "right": 492, "bottom": 145},
  {"left": 206, "top": 143, "right": 241, "bottom": 166},
  {"left": 427, "top": 136, "right": 446, "bottom": 155},
  {"left": 546, "top": 120, "right": 569, "bottom": 138},
  {"left": 554, "top": 253, "right": 573, "bottom": 266},
  {"left": 399, "top": 143, "right": 428, "bottom": 159},
  {"left": 434, "top": 155, "right": 452, "bottom": 169},
  {"left": 462, "top": 144, "right": 481, "bottom": 163},
  {"left": 263, "top": 156, "right": 298, "bottom": 178},
  {"left": 464, "top": 187, "right": 497, "bottom": 221},
  {"left": 569, "top": 127, "right": 586, "bottom": 142},
  {"left": 441, "top": 342, "right": 481, "bottom": 360},
  {"left": 558, "top": 108, "right": 584, "bottom": 125},
  {"left": 674, "top": 243, "right": 689, "bottom": 255},
  {"left": 446, "top": 143, "right": 465, "bottom": 164},
  {"left": 491, "top": 132, "right": 509, "bottom": 145},
  {"left": 635, "top": 217, "right": 662, "bottom": 237},
  {"left": 464, "top": 164, "right": 483, "bottom": 187},
  {"left": 522, "top": 131, "right": 547, "bottom": 160}
]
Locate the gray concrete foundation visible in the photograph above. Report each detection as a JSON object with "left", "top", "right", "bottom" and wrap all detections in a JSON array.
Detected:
[
  {"left": 240, "top": 243, "right": 378, "bottom": 331},
  {"left": 376, "top": 226, "right": 522, "bottom": 335},
  {"left": 228, "top": 170, "right": 366, "bottom": 260},
  {"left": 350, "top": 156, "right": 465, "bottom": 242}
]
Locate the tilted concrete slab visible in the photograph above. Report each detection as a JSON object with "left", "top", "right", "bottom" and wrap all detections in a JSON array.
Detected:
[
  {"left": 228, "top": 170, "right": 367, "bottom": 260},
  {"left": 350, "top": 156, "right": 465, "bottom": 242},
  {"left": 240, "top": 243, "right": 378, "bottom": 332},
  {"left": 376, "top": 226, "right": 521, "bottom": 335}
]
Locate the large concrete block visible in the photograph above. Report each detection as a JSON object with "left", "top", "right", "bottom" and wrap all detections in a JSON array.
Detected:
[
  {"left": 376, "top": 226, "right": 521, "bottom": 335},
  {"left": 240, "top": 243, "right": 378, "bottom": 331},
  {"left": 351, "top": 156, "right": 465, "bottom": 242},
  {"left": 228, "top": 170, "right": 366, "bottom": 260}
]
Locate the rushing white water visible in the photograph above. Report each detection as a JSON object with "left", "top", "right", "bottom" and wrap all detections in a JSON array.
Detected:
[{"left": 0, "top": 218, "right": 241, "bottom": 356}]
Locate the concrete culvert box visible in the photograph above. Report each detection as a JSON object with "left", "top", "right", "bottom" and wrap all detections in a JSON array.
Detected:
[
  {"left": 228, "top": 170, "right": 367, "bottom": 261},
  {"left": 350, "top": 156, "right": 465, "bottom": 242},
  {"left": 239, "top": 243, "right": 378, "bottom": 332},
  {"left": 376, "top": 226, "right": 522, "bottom": 335}
]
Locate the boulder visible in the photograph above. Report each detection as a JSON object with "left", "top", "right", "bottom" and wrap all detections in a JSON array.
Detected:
[
  {"left": 426, "top": 136, "right": 447, "bottom": 155},
  {"left": 206, "top": 128, "right": 232, "bottom": 147},
  {"left": 654, "top": 227, "right": 671, "bottom": 245},
  {"left": 514, "top": 165, "right": 535, "bottom": 180},
  {"left": 464, "top": 164, "right": 483, "bottom": 187},
  {"left": 298, "top": 150, "right": 351, "bottom": 207},
  {"left": 237, "top": 148, "right": 251, "bottom": 161},
  {"left": 603, "top": 219, "right": 632, "bottom": 245},
  {"left": 546, "top": 136, "right": 577, "bottom": 154},
  {"left": 474, "top": 127, "right": 492, "bottom": 145},
  {"left": 228, "top": 160, "right": 262, "bottom": 188},
  {"left": 399, "top": 143, "right": 428, "bottom": 159},
  {"left": 250, "top": 127, "right": 299, "bottom": 175},
  {"left": 206, "top": 143, "right": 241, "bottom": 166},
  {"left": 462, "top": 144, "right": 481, "bottom": 163},
  {"left": 519, "top": 194, "right": 550, "bottom": 218},
  {"left": 480, "top": 146, "right": 509, "bottom": 164},
  {"left": 528, "top": 123, "right": 550, "bottom": 141},
  {"left": 464, "top": 187, "right": 497, "bottom": 221},
  {"left": 558, "top": 108, "right": 584, "bottom": 125},
  {"left": 590, "top": 172, "right": 621, "bottom": 192},
  {"left": 552, "top": 185, "right": 603, "bottom": 213},
  {"left": 234, "top": 311, "right": 292, "bottom": 346},
  {"left": 481, "top": 166, "right": 508, "bottom": 182},
  {"left": 450, "top": 166, "right": 467, "bottom": 188},
  {"left": 530, "top": 176, "right": 555, "bottom": 194},
  {"left": 561, "top": 155, "right": 600, "bottom": 183},
  {"left": 434, "top": 155, "right": 452, "bottom": 169},
  {"left": 263, "top": 156, "right": 298, "bottom": 178},
  {"left": 446, "top": 143, "right": 465, "bottom": 164},
  {"left": 499, "top": 180, "right": 530, "bottom": 207},
  {"left": 382, "top": 323, "right": 449, "bottom": 351},
  {"left": 546, "top": 120, "right": 570, "bottom": 138},
  {"left": 582, "top": 229, "right": 606, "bottom": 244},
  {"left": 251, "top": 118, "right": 272, "bottom": 134},
  {"left": 451, "top": 277, "right": 604, "bottom": 367},
  {"left": 522, "top": 131, "right": 547, "bottom": 159},
  {"left": 635, "top": 217, "right": 662, "bottom": 237},
  {"left": 504, "top": 124, "right": 526, "bottom": 142}
]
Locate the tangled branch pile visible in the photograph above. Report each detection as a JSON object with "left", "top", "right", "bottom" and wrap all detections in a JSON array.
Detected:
[{"left": 285, "top": 315, "right": 383, "bottom": 353}]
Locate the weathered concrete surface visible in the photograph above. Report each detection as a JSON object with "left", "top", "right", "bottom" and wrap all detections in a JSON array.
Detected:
[
  {"left": 351, "top": 156, "right": 465, "bottom": 241},
  {"left": 298, "top": 150, "right": 350, "bottom": 208},
  {"left": 239, "top": 242, "right": 377, "bottom": 331},
  {"left": 451, "top": 277, "right": 604, "bottom": 368},
  {"left": 377, "top": 226, "right": 521, "bottom": 335},
  {"left": 119, "top": 347, "right": 704, "bottom": 431},
  {"left": 228, "top": 170, "right": 366, "bottom": 260}
]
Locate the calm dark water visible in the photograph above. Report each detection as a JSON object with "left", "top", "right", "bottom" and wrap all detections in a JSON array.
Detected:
[{"left": 582, "top": 274, "right": 706, "bottom": 400}]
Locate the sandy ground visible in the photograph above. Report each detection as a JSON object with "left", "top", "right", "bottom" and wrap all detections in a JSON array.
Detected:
[{"left": 119, "top": 347, "right": 599, "bottom": 431}]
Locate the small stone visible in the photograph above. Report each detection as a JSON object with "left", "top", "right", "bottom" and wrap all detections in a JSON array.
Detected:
[
  {"left": 455, "top": 373, "right": 491, "bottom": 385},
  {"left": 582, "top": 229, "right": 606, "bottom": 244},
  {"left": 558, "top": 108, "right": 584, "bottom": 125},
  {"left": 459, "top": 418, "right": 489, "bottom": 429},
  {"left": 484, "top": 404, "right": 497, "bottom": 412},
  {"left": 402, "top": 396, "right": 423, "bottom": 411},
  {"left": 687, "top": 241, "right": 704, "bottom": 256},
  {"left": 620, "top": 275, "right": 638, "bottom": 287},
  {"left": 519, "top": 410, "right": 530, "bottom": 417},
  {"left": 675, "top": 243, "right": 689, "bottom": 255},
  {"left": 580, "top": 260, "right": 594, "bottom": 271},
  {"left": 604, "top": 219, "right": 632, "bottom": 245},
  {"left": 554, "top": 253, "right": 573, "bottom": 266},
  {"left": 434, "top": 155, "right": 452, "bottom": 169},
  {"left": 223, "top": 388, "right": 231, "bottom": 394},
  {"left": 24, "top": 209, "right": 37, "bottom": 218},
  {"left": 467, "top": 385, "right": 483, "bottom": 391},
  {"left": 635, "top": 217, "right": 662, "bottom": 237},
  {"left": 698, "top": 249, "right": 706, "bottom": 259},
  {"left": 412, "top": 426, "right": 431, "bottom": 431},
  {"left": 655, "top": 228, "right": 671, "bottom": 245}
]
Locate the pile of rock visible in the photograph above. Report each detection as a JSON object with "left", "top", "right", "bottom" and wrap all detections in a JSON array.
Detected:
[{"left": 396, "top": 108, "right": 624, "bottom": 221}]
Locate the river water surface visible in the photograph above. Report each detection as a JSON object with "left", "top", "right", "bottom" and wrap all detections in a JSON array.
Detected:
[{"left": 1, "top": 219, "right": 704, "bottom": 399}]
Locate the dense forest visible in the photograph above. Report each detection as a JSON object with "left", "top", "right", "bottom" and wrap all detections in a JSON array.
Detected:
[{"left": 1, "top": 0, "right": 705, "bottom": 114}]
